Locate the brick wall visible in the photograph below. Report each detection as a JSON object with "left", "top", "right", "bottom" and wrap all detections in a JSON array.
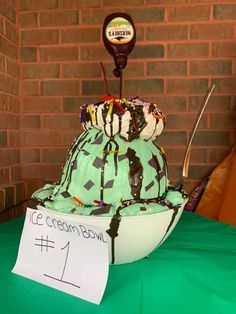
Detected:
[
  {"left": 19, "top": 0, "right": 236, "bottom": 192},
  {"left": 1, "top": 0, "right": 236, "bottom": 216},
  {"left": 0, "top": 0, "right": 26, "bottom": 216}
]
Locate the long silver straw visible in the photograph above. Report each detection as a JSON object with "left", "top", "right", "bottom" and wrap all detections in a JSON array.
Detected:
[{"left": 174, "top": 84, "right": 216, "bottom": 190}]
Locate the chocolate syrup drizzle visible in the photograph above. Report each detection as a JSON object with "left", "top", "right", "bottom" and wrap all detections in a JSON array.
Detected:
[
  {"left": 106, "top": 148, "right": 144, "bottom": 264},
  {"left": 81, "top": 99, "right": 163, "bottom": 141},
  {"left": 54, "top": 131, "right": 89, "bottom": 195},
  {"left": 100, "top": 137, "right": 120, "bottom": 202},
  {"left": 100, "top": 140, "right": 112, "bottom": 202},
  {"left": 126, "top": 148, "right": 143, "bottom": 200}
]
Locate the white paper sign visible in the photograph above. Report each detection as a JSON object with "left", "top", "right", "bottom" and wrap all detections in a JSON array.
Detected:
[{"left": 12, "top": 208, "right": 109, "bottom": 304}]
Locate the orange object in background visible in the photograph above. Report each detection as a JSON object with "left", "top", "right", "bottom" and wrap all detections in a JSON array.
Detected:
[
  {"left": 196, "top": 149, "right": 236, "bottom": 227},
  {"left": 219, "top": 150, "right": 236, "bottom": 226}
]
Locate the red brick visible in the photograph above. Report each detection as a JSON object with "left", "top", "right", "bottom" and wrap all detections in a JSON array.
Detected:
[
  {"left": 40, "top": 11, "right": 79, "bottom": 26},
  {"left": 166, "top": 113, "right": 207, "bottom": 130},
  {"left": 23, "top": 131, "right": 61, "bottom": 146},
  {"left": 103, "top": 0, "right": 143, "bottom": 6},
  {"left": 23, "top": 97, "right": 61, "bottom": 113},
  {"left": 147, "top": 96, "right": 186, "bottom": 113},
  {"left": 42, "top": 115, "right": 80, "bottom": 129},
  {"left": 0, "top": 168, "right": 10, "bottom": 185},
  {"left": 22, "top": 115, "right": 41, "bottom": 128},
  {"left": 20, "top": 0, "right": 59, "bottom": 10},
  {"left": 19, "top": 12, "right": 38, "bottom": 28},
  {"left": 0, "top": 54, "right": 5, "bottom": 72},
  {"left": 147, "top": 25, "right": 188, "bottom": 41},
  {"left": 134, "top": 27, "right": 144, "bottom": 42},
  {"left": 81, "top": 8, "right": 113, "bottom": 24},
  {"left": 190, "top": 24, "right": 233, "bottom": 39},
  {"left": 11, "top": 149, "right": 20, "bottom": 164},
  {"left": 165, "top": 148, "right": 184, "bottom": 163},
  {"left": 106, "top": 62, "right": 145, "bottom": 78},
  {"left": 125, "top": 7, "right": 164, "bottom": 23},
  {"left": 80, "top": 45, "right": 111, "bottom": 61},
  {"left": 22, "top": 164, "right": 61, "bottom": 180},
  {"left": 188, "top": 165, "right": 214, "bottom": 181},
  {"left": 5, "top": 20, "right": 17, "bottom": 43},
  {"left": 213, "top": 4, "right": 236, "bottom": 20},
  {"left": 0, "top": 36, "right": 18, "bottom": 60},
  {"left": 212, "top": 42, "right": 236, "bottom": 57},
  {"left": 21, "top": 81, "right": 39, "bottom": 96},
  {"left": 208, "top": 147, "right": 231, "bottom": 164},
  {"left": 168, "top": 43, "right": 209, "bottom": 59},
  {"left": 190, "top": 60, "right": 232, "bottom": 75},
  {"left": 63, "top": 97, "right": 98, "bottom": 112},
  {"left": 233, "top": 97, "right": 236, "bottom": 111},
  {"left": 8, "top": 131, "right": 20, "bottom": 147},
  {"left": 147, "top": 0, "right": 187, "bottom": 5},
  {"left": 60, "top": 0, "right": 101, "bottom": 8},
  {"left": 8, "top": 96, "right": 20, "bottom": 113},
  {"left": 167, "top": 164, "right": 182, "bottom": 183},
  {"left": 210, "top": 113, "right": 236, "bottom": 129},
  {"left": 147, "top": 61, "right": 187, "bottom": 76},
  {"left": 230, "top": 131, "right": 236, "bottom": 146},
  {"left": 22, "top": 148, "right": 40, "bottom": 163},
  {"left": 155, "top": 131, "right": 187, "bottom": 147},
  {"left": 82, "top": 79, "right": 163, "bottom": 97},
  {"left": 0, "top": 94, "right": 8, "bottom": 111},
  {"left": 41, "top": 80, "right": 80, "bottom": 96},
  {"left": 0, "top": 189, "right": 5, "bottom": 211},
  {"left": 61, "top": 28, "right": 100, "bottom": 44},
  {"left": 189, "top": 96, "right": 232, "bottom": 112},
  {"left": 42, "top": 147, "right": 67, "bottom": 163},
  {"left": 20, "top": 47, "right": 36, "bottom": 62},
  {"left": 0, "top": 131, "right": 7, "bottom": 147},
  {"left": 0, "top": 113, "right": 19, "bottom": 129},
  {"left": 6, "top": 0, "right": 16, "bottom": 8},
  {"left": 168, "top": 5, "right": 210, "bottom": 21},
  {"left": 15, "top": 182, "right": 26, "bottom": 204},
  {"left": 130, "top": 45, "right": 164, "bottom": 59},
  {"left": 82, "top": 7, "right": 163, "bottom": 24},
  {"left": 0, "top": 73, "right": 18, "bottom": 95},
  {"left": 212, "top": 78, "right": 236, "bottom": 94},
  {"left": 124, "top": 79, "right": 164, "bottom": 96},
  {"left": 0, "top": 0, "right": 16, "bottom": 23},
  {"left": 83, "top": 79, "right": 115, "bottom": 97},
  {"left": 21, "top": 30, "right": 59, "bottom": 46},
  {"left": 63, "top": 130, "right": 83, "bottom": 145},
  {"left": 167, "top": 78, "right": 208, "bottom": 94},
  {"left": 39, "top": 46, "right": 78, "bottom": 62},
  {"left": 63, "top": 63, "right": 101, "bottom": 78},
  {"left": 22, "top": 63, "right": 60, "bottom": 79},
  {"left": 6, "top": 59, "right": 20, "bottom": 78},
  {"left": 166, "top": 148, "right": 207, "bottom": 164},
  {"left": 4, "top": 185, "right": 15, "bottom": 208},
  {"left": 25, "top": 179, "right": 49, "bottom": 199},
  {"left": 0, "top": 17, "right": 4, "bottom": 34},
  {"left": 192, "top": 131, "right": 229, "bottom": 146}
]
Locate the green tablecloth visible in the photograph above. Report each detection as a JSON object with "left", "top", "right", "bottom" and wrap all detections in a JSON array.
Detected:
[{"left": 0, "top": 212, "right": 236, "bottom": 314}]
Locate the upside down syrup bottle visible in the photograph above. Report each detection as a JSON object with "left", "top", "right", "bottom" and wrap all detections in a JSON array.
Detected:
[{"left": 103, "top": 13, "right": 136, "bottom": 78}]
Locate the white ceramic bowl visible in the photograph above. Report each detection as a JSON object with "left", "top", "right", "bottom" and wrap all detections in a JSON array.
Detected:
[{"left": 38, "top": 201, "right": 187, "bottom": 265}]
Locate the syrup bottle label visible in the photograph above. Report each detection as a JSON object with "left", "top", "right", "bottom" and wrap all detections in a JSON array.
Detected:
[{"left": 105, "top": 17, "right": 134, "bottom": 45}]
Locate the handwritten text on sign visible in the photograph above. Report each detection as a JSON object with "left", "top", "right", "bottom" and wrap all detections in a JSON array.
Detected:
[{"left": 12, "top": 208, "right": 109, "bottom": 304}]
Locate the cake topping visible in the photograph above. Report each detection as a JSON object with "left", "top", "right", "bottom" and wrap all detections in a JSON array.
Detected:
[{"left": 80, "top": 97, "right": 165, "bottom": 141}]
